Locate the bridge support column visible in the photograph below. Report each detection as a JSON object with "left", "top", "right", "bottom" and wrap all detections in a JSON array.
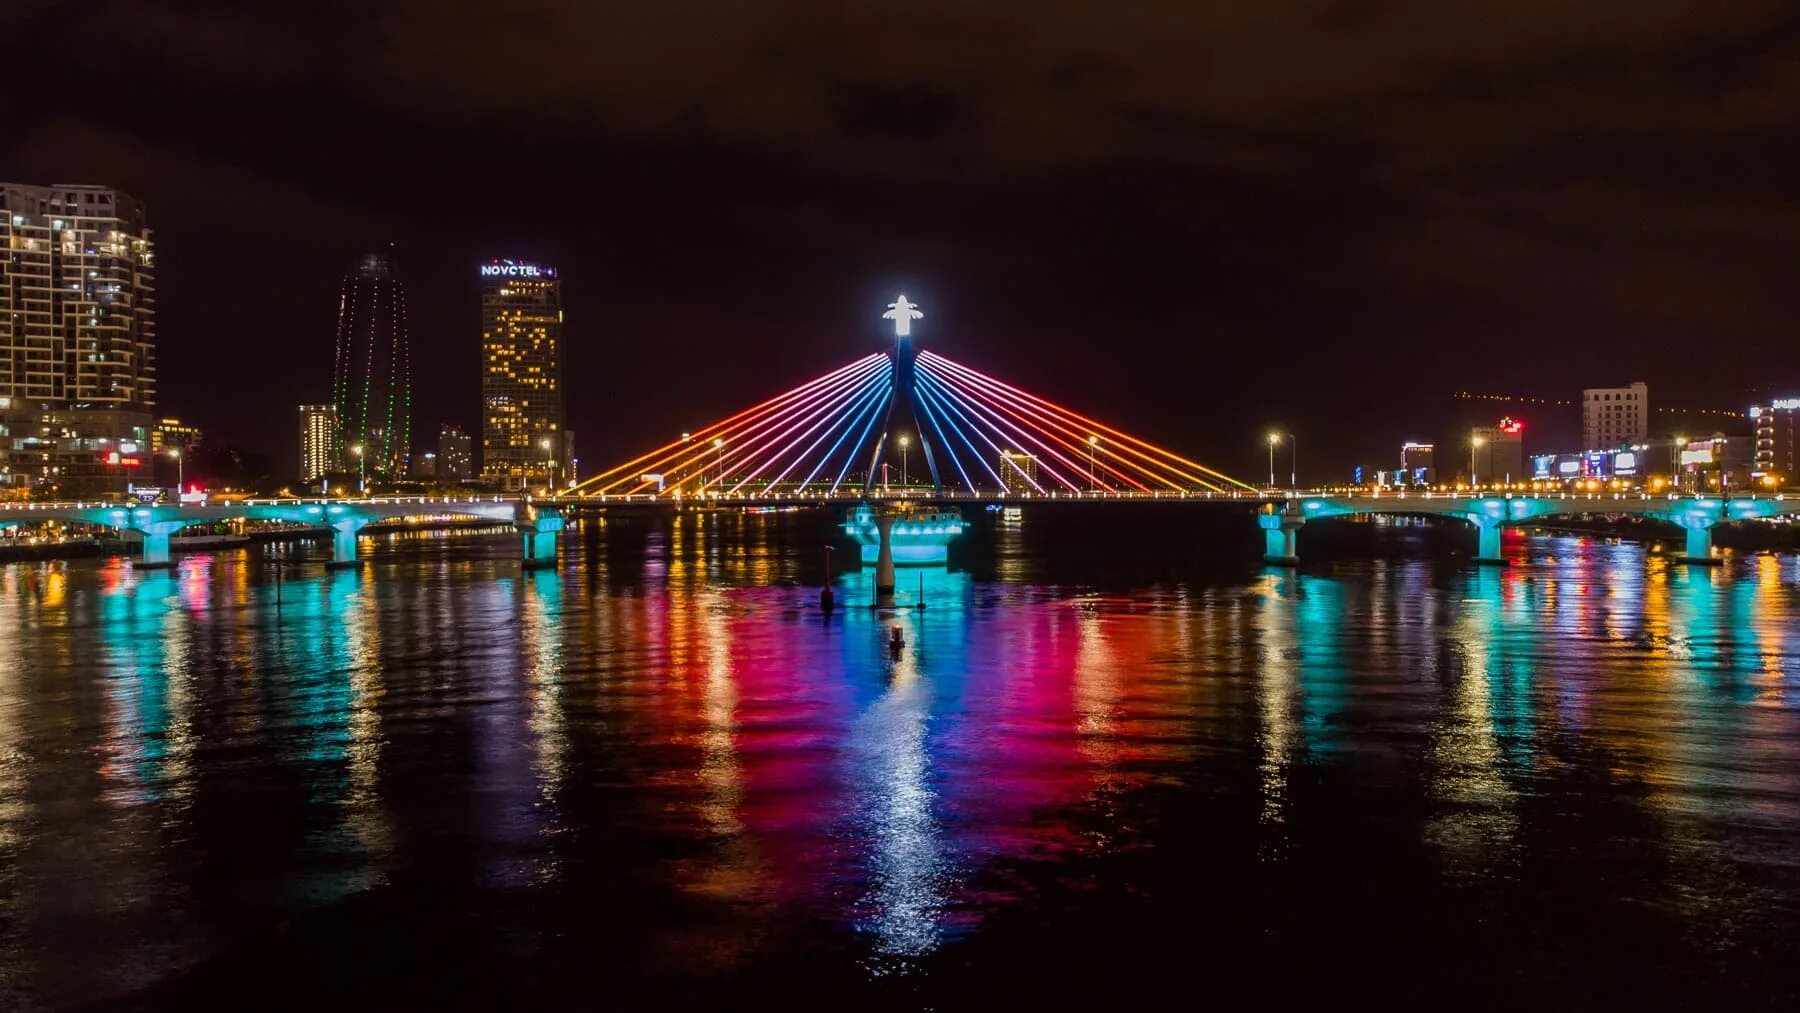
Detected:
[
  {"left": 327, "top": 518, "right": 370, "bottom": 570},
  {"left": 1463, "top": 514, "right": 1506, "bottom": 565},
  {"left": 520, "top": 509, "right": 565, "bottom": 570},
  {"left": 1679, "top": 521, "right": 1721, "bottom": 565},
  {"left": 130, "top": 521, "right": 189, "bottom": 570},
  {"left": 1258, "top": 510, "right": 1301, "bottom": 566},
  {"left": 873, "top": 513, "right": 898, "bottom": 604}
]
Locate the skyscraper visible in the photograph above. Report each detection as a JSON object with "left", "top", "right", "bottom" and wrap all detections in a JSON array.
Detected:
[
  {"left": 332, "top": 251, "right": 412, "bottom": 480},
  {"left": 0, "top": 182, "right": 158, "bottom": 494},
  {"left": 299, "top": 403, "right": 340, "bottom": 483},
  {"left": 1750, "top": 398, "right": 1797, "bottom": 488},
  {"left": 479, "top": 259, "right": 563, "bottom": 490}
]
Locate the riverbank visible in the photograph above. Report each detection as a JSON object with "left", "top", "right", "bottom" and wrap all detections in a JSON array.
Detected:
[{"left": 0, "top": 518, "right": 512, "bottom": 563}]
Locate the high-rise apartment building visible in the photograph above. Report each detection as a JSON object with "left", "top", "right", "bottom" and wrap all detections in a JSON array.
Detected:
[
  {"left": 332, "top": 251, "right": 412, "bottom": 480},
  {"left": 438, "top": 423, "right": 473, "bottom": 482},
  {"left": 1582, "top": 382, "right": 1648, "bottom": 450},
  {"left": 298, "top": 403, "right": 340, "bottom": 482},
  {"left": 1750, "top": 397, "right": 1797, "bottom": 488},
  {"left": 151, "top": 417, "right": 202, "bottom": 455},
  {"left": 480, "top": 260, "right": 563, "bottom": 490},
  {"left": 0, "top": 182, "right": 158, "bottom": 493}
]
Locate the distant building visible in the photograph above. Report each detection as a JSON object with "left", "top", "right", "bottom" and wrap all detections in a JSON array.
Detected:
[
  {"left": 332, "top": 251, "right": 412, "bottom": 479},
  {"left": 438, "top": 424, "right": 473, "bottom": 482},
  {"left": 298, "top": 403, "right": 340, "bottom": 482},
  {"left": 1399, "top": 441, "right": 1434, "bottom": 486},
  {"left": 1749, "top": 398, "right": 1797, "bottom": 488},
  {"left": 414, "top": 451, "right": 438, "bottom": 479},
  {"left": 480, "top": 260, "right": 564, "bottom": 490},
  {"left": 1679, "top": 432, "right": 1755, "bottom": 493},
  {"left": 561, "top": 429, "right": 577, "bottom": 488},
  {"left": 1582, "top": 382, "right": 1648, "bottom": 450},
  {"left": 998, "top": 450, "right": 1039, "bottom": 493},
  {"left": 151, "top": 417, "right": 202, "bottom": 455},
  {"left": 1471, "top": 417, "right": 1524, "bottom": 485},
  {"left": 0, "top": 182, "right": 158, "bottom": 494}
]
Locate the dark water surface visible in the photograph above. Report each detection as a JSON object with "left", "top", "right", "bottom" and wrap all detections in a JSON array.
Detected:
[{"left": 2, "top": 510, "right": 1798, "bottom": 1009}]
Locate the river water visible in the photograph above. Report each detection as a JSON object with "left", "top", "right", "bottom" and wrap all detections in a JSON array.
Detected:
[{"left": 0, "top": 508, "right": 1796, "bottom": 1008}]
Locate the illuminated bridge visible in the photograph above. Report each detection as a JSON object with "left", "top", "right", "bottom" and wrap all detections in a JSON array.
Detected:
[
  {"left": 1262, "top": 492, "right": 1799, "bottom": 566},
  {"left": 565, "top": 295, "right": 1255, "bottom": 502},
  {"left": 0, "top": 497, "right": 565, "bottom": 571}
]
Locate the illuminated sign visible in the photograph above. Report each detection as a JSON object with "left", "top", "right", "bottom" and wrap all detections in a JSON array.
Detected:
[
  {"left": 1614, "top": 451, "right": 1638, "bottom": 473},
  {"left": 129, "top": 487, "right": 162, "bottom": 504},
  {"left": 118, "top": 456, "right": 142, "bottom": 467},
  {"left": 479, "top": 260, "right": 555, "bottom": 279},
  {"left": 1498, "top": 417, "right": 1524, "bottom": 435},
  {"left": 1558, "top": 460, "right": 1580, "bottom": 475},
  {"left": 179, "top": 489, "right": 207, "bottom": 504},
  {"left": 1681, "top": 448, "right": 1715, "bottom": 466},
  {"left": 1771, "top": 398, "right": 1800, "bottom": 411}
]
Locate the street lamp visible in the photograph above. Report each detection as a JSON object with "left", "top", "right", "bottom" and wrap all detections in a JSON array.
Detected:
[
  {"left": 1469, "top": 435, "right": 1485, "bottom": 487},
  {"left": 168, "top": 448, "right": 182, "bottom": 494},
  {"left": 1087, "top": 434, "right": 1099, "bottom": 492},
  {"left": 541, "top": 436, "right": 554, "bottom": 492},
  {"left": 899, "top": 434, "right": 910, "bottom": 488},
  {"left": 1289, "top": 433, "right": 1297, "bottom": 490},
  {"left": 713, "top": 437, "right": 724, "bottom": 492},
  {"left": 1266, "top": 432, "right": 1280, "bottom": 488},
  {"left": 351, "top": 444, "right": 365, "bottom": 493},
  {"left": 1672, "top": 434, "right": 1685, "bottom": 491}
]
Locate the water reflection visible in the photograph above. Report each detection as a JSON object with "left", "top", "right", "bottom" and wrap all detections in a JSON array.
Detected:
[{"left": 0, "top": 517, "right": 1795, "bottom": 1006}]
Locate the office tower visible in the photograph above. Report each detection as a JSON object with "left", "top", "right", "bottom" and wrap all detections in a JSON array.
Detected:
[
  {"left": 1582, "top": 382, "right": 1648, "bottom": 450},
  {"left": 479, "top": 259, "right": 563, "bottom": 490},
  {"left": 0, "top": 183, "right": 158, "bottom": 493},
  {"left": 332, "top": 251, "right": 412, "bottom": 480},
  {"left": 299, "top": 403, "right": 340, "bottom": 482},
  {"left": 1749, "top": 398, "right": 1797, "bottom": 488},
  {"left": 438, "top": 423, "right": 473, "bottom": 482}
]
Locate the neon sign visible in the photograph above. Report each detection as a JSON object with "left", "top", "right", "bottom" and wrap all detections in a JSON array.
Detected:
[{"left": 479, "top": 260, "right": 555, "bottom": 279}]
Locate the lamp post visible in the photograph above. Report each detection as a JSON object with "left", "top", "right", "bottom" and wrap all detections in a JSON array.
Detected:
[
  {"left": 540, "top": 436, "right": 555, "bottom": 492},
  {"left": 168, "top": 448, "right": 182, "bottom": 495},
  {"left": 1289, "top": 433, "right": 1297, "bottom": 490},
  {"left": 351, "top": 444, "right": 365, "bottom": 493},
  {"left": 1088, "top": 434, "right": 1100, "bottom": 492},
  {"left": 899, "top": 434, "right": 910, "bottom": 488},
  {"left": 1672, "top": 434, "right": 1685, "bottom": 492},
  {"left": 1469, "top": 436, "right": 1485, "bottom": 488},
  {"left": 1266, "top": 432, "right": 1280, "bottom": 489},
  {"left": 713, "top": 437, "right": 724, "bottom": 493}
]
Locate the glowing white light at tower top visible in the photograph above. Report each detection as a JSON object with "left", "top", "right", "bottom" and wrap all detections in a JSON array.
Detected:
[{"left": 884, "top": 294, "right": 923, "bottom": 337}]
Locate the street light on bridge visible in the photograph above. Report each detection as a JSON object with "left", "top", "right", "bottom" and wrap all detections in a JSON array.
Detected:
[
  {"left": 1088, "top": 434, "right": 1099, "bottom": 492},
  {"left": 351, "top": 444, "right": 365, "bottom": 493},
  {"left": 899, "top": 434, "right": 910, "bottom": 488},
  {"left": 1266, "top": 432, "right": 1280, "bottom": 489},
  {"left": 1470, "top": 435, "right": 1485, "bottom": 488},
  {"left": 167, "top": 448, "right": 182, "bottom": 495}
]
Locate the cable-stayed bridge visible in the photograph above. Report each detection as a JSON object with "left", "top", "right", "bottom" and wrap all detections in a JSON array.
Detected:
[{"left": 567, "top": 296, "right": 1253, "bottom": 501}]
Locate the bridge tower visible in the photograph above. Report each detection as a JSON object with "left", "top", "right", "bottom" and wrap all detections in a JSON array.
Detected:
[{"left": 866, "top": 295, "right": 944, "bottom": 495}]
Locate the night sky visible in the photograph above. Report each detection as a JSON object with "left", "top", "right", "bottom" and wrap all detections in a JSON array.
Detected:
[{"left": 5, "top": 1, "right": 1799, "bottom": 482}]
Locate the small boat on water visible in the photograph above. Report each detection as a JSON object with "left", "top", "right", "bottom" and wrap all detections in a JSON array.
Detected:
[{"left": 842, "top": 502, "right": 965, "bottom": 564}]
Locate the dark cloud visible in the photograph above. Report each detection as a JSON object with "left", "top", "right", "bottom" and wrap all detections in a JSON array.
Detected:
[{"left": 3, "top": 0, "right": 1798, "bottom": 478}]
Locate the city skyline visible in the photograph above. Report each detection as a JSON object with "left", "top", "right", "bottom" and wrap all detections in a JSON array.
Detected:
[{"left": 7, "top": 3, "right": 1800, "bottom": 482}]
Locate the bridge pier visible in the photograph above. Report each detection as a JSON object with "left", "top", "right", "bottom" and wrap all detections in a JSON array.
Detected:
[
  {"left": 1678, "top": 520, "right": 1721, "bottom": 566},
  {"left": 519, "top": 508, "right": 565, "bottom": 570},
  {"left": 873, "top": 513, "right": 898, "bottom": 604},
  {"left": 1463, "top": 514, "right": 1506, "bottom": 566},
  {"left": 328, "top": 517, "right": 371, "bottom": 569},
  {"left": 1258, "top": 510, "right": 1301, "bottom": 566},
  {"left": 130, "top": 521, "right": 190, "bottom": 570}
]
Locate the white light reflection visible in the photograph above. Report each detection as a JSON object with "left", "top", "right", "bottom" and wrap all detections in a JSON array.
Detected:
[{"left": 851, "top": 613, "right": 949, "bottom": 971}]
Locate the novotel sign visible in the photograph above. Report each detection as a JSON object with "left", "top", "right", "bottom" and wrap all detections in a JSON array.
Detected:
[{"left": 479, "top": 261, "right": 555, "bottom": 279}]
